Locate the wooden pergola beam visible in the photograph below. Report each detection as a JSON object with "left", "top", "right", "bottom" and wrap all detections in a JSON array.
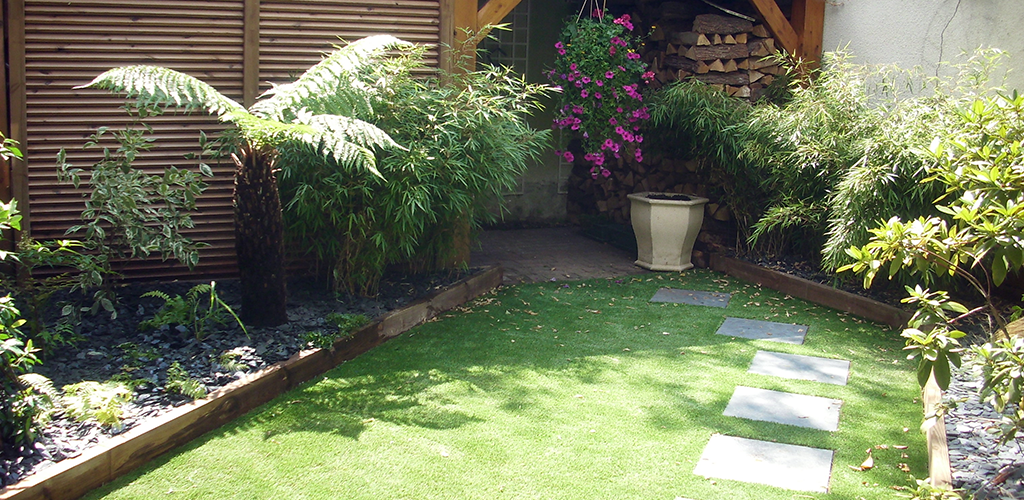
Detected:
[
  {"left": 745, "top": 0, "right": 799, "bottom": 56},
  {"left": 746, "top": 0, "right": 823, "bottom": 65},
  {"left": 478, "top": 0, "right": 521, "bottom": 30}
]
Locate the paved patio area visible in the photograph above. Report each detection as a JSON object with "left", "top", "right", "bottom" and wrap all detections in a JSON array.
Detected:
[{"left": 470, "top": 226, "right": 648, "bottom": 284}]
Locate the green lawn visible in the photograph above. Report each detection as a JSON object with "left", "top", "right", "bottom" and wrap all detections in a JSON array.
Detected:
[{"left": 87, "top": 270, "right": 925, "bottom": 500}]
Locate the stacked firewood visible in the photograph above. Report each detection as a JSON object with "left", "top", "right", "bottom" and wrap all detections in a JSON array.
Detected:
[
  {"left": 645, "top": 13, "right": 782, "bottom": 99},
  {"left": 566, "top": 153, "right": 733, "bottom": 226}
]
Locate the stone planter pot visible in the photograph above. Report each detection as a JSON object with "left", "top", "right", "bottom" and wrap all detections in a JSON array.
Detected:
[{"left": 627, "top": 192, "right": 709, "bottom": 271}]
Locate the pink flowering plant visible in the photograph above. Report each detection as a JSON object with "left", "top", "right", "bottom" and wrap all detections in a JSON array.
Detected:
[{"left": 549, "top": 9, "right": 653, "bottom": 178}]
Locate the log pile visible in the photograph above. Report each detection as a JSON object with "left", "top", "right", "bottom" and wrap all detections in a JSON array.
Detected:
[
  {"left": 645, "top": 13, "right": 782, "bottom": 100},
  {"left": 566, "top": 151, "right": 733, "bottom": 227}
]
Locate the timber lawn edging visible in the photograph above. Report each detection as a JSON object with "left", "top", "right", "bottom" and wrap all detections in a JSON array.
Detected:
[
  {"left": 709, "top": 253, "right": 911, "bottom": 329},
  {"left": 0, "top": 266, "right": 504, "bottom": 500},
  {"left": 709, "top": 253, "right": 953, "bottom": 489}
]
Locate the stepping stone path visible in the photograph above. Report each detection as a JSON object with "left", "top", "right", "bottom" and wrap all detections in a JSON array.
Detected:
[
  {"left": 715, "top": 317, "right": 808, "bottom": 345},
  {"left": 695, "top": 346, "right": 851, "bottom": 493},
  {"left": 749, "top": 350, "right": 850, "bottom": 385},
  {"left": 650, "top": 288, "right": 731, "bottom": 308},
  {"left": 723, "top": 386, "right": 843, "bottom": 431},
  {"left": 648, "top": 288, "right": 854, "bottom": 494}
]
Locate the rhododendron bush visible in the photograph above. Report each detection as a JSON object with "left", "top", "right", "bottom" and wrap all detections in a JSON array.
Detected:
[{"left": 549, "top": 9, "right": 652, "bottom": 178}]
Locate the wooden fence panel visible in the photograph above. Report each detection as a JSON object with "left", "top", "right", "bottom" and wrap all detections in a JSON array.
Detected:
[
  {"left": 258, "top": 0, "right": 441, "bottom": 90},
  {"left": 13, "top": 0, "right": 443, "bottom": 281},
  {"left": 22, "top": 0, "right": 244, "bottom": 279}
]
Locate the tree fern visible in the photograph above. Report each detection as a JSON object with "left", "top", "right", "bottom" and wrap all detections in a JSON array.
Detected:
[
  {"left": 251, "top": 35, "right": 417, "bottom": 122},
  {"left": 79, "top": 35, "right": 415, "bottom": 325}
]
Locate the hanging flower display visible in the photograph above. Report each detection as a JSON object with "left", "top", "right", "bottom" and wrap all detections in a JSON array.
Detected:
[{"left": 549, "top": 8, "right": 653, "bottom": 178}]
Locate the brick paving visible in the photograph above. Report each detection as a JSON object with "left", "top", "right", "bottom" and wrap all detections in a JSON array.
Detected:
[{"left": 470, "top": 226, "right": 649, "bottom": 284}]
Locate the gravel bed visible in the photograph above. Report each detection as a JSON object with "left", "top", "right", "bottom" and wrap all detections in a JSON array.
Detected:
[
  {"left": 0, "top": 269, "right": 474, "bottom": 487},
  {"left": 946, "top": 354, "right": 1024, "bottom": 499}
]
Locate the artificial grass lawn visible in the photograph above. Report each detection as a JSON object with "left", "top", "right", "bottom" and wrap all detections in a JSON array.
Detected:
[{"left": 87, "top": 269, "right": 925, "bottom": 500}]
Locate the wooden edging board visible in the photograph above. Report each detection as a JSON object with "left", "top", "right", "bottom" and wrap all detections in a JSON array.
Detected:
[
  {"left": 709, "top": 254, "right": 952, "bottom": 485},
  {"left": 710, "top": 253, "right": 912, "bottom": 329},
  {"left": 0, "top": 265, "right": 504, "bottom": 500}
]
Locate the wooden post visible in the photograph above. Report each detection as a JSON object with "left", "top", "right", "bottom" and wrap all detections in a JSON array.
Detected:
[
  {"left": 791, "top": 0, "right": 824, "bottom": 66},
  {"left": 242, "top": 0, "right": 260, "bottom": 108},
  {"left": 923, "top": 374, "right": 953, "bottom": 488},
  {"left": 7, "top": 0, "right": 28, "bottom": 235},
  {"left": 438, "top": 0, "right": 454, "bottom": 74}
]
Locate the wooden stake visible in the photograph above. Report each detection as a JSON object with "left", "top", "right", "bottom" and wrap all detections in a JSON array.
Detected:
[
  {"left": 723, "top": 59, "right": 738, "bottom": 72},
  {"left": 724, "top": 34, "right": 736, "bottom": 44},
  {"left": 712, "top": 33, "right": 722, "bottom": 45},
  {"left": 735, "top": 33, "right": 748, "bottom": 44},
  {"left": 696, "top": 33, "right": 711, "bottom": 46},
  {"left": 708, "top": 59, "right": 725, "bottom": 72}
]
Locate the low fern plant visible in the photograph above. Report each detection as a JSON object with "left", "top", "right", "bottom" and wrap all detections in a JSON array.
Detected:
[
  {"left": 61, "top": 381, "right": 132, "bottom": 429},
  {"left": 140, "top": 282, "right": 246, "bottom": 340},
  {"left": 165, "top": 362, "right": 207, "bottom": 400}
]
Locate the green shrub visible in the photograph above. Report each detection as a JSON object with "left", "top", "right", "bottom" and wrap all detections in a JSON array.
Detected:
[
  {"left": 57, "top": 104, "right": 212, "bottom": 277},
  {"left": 278, "top": 45, "right": 552, "bottom": 295},
  {"left": 842, "top": 89, "right": 1024, "bottom": 443},
  {"left": 0, "top": 141, "right": 56, "bottom": 450},
  {"left": 650, "top": 49, "right": 1004, "bottom": 272}
]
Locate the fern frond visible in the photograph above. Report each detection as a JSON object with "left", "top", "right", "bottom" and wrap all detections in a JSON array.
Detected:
[
  {"left": 141, "top": 290, "right": 171, "bottom": 302},
  {"left": 19, "top": 373, "right": 57, "bottom": 398},
  {"left": 80, "top": 66, "right": 246, "bottom": 118},
  {"left": 252, "top": 35, "right": 415, "bottom": 122}
]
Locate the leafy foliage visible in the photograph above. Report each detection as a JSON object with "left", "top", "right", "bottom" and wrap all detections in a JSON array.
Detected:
[
  {"left": 0, "top": 142, "right": 56, "bottom": 450},
  {"left": 57, "top": 104, "right": 211, "bottom": 282},
  {"left": 140, "top": 282, "right": 245, "bottom": 340},
  {"left": 841, "top": 89, "right": 1024, "bottom": 442},
  {"left": 165, "top": 362, "right": 208, "bottom": 400},
  {"left": 650, "top": 49, "right": 1003, "bottom": 269},
  {"left": 61, "top": 380, "right": 131, "bottom": 429},
  {"left": 278, "top": 43, "right": 552, "bottom": 295}
]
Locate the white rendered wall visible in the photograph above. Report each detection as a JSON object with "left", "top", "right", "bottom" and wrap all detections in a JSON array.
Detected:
[{"left": 823, "top": 0, "right": 1024, "bottom": 91}]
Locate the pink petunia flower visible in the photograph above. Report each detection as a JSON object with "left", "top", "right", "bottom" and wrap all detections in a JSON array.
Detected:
[{"left": 605, "top": 71, "right": 615, "bottom": 79}]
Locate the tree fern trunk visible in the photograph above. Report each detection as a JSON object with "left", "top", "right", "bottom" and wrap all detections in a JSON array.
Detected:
[{"left": 232, "top": 143, "right": 288, "bottom": 327}]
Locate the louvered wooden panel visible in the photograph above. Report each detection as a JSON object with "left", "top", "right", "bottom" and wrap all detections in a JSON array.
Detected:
[
  {"left": 23, "top": 0, "right": 244, "bottom": 280},
  {"left": 259, "top": 0, "right": 441, "bottom": 91}
]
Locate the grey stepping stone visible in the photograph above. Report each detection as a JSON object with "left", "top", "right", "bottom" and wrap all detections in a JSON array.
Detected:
[
  {"left": 693, "top": 434, "right": 833, "bottom": 493},
  {"left": 650, "top": 288, "right": 731, "bottom": 308},
  {"left": 723, "top": 386, "right": 842, "bottom": 431},
  {"left": 715, "top": 317, "right": 808, "bottom": 344},
  {"left": 749, "top": 350, "right": 850, "bottom": 386}
]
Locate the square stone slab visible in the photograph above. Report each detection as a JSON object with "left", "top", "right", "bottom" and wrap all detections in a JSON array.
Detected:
[
  {"left": 693, "top": 434, "right": 833, "bottom": 493},
  {"left": 749, "top": 351, "right": 851, "bottom": 386},
  {"left": 650, "top": 288, "right": 731, "bottom": 308},
  {"left": 723, "top": 386, "right": 842, "bottom": 431},
  {"left": 715, "top": 317, "right": 808, "bottom": 344}
]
